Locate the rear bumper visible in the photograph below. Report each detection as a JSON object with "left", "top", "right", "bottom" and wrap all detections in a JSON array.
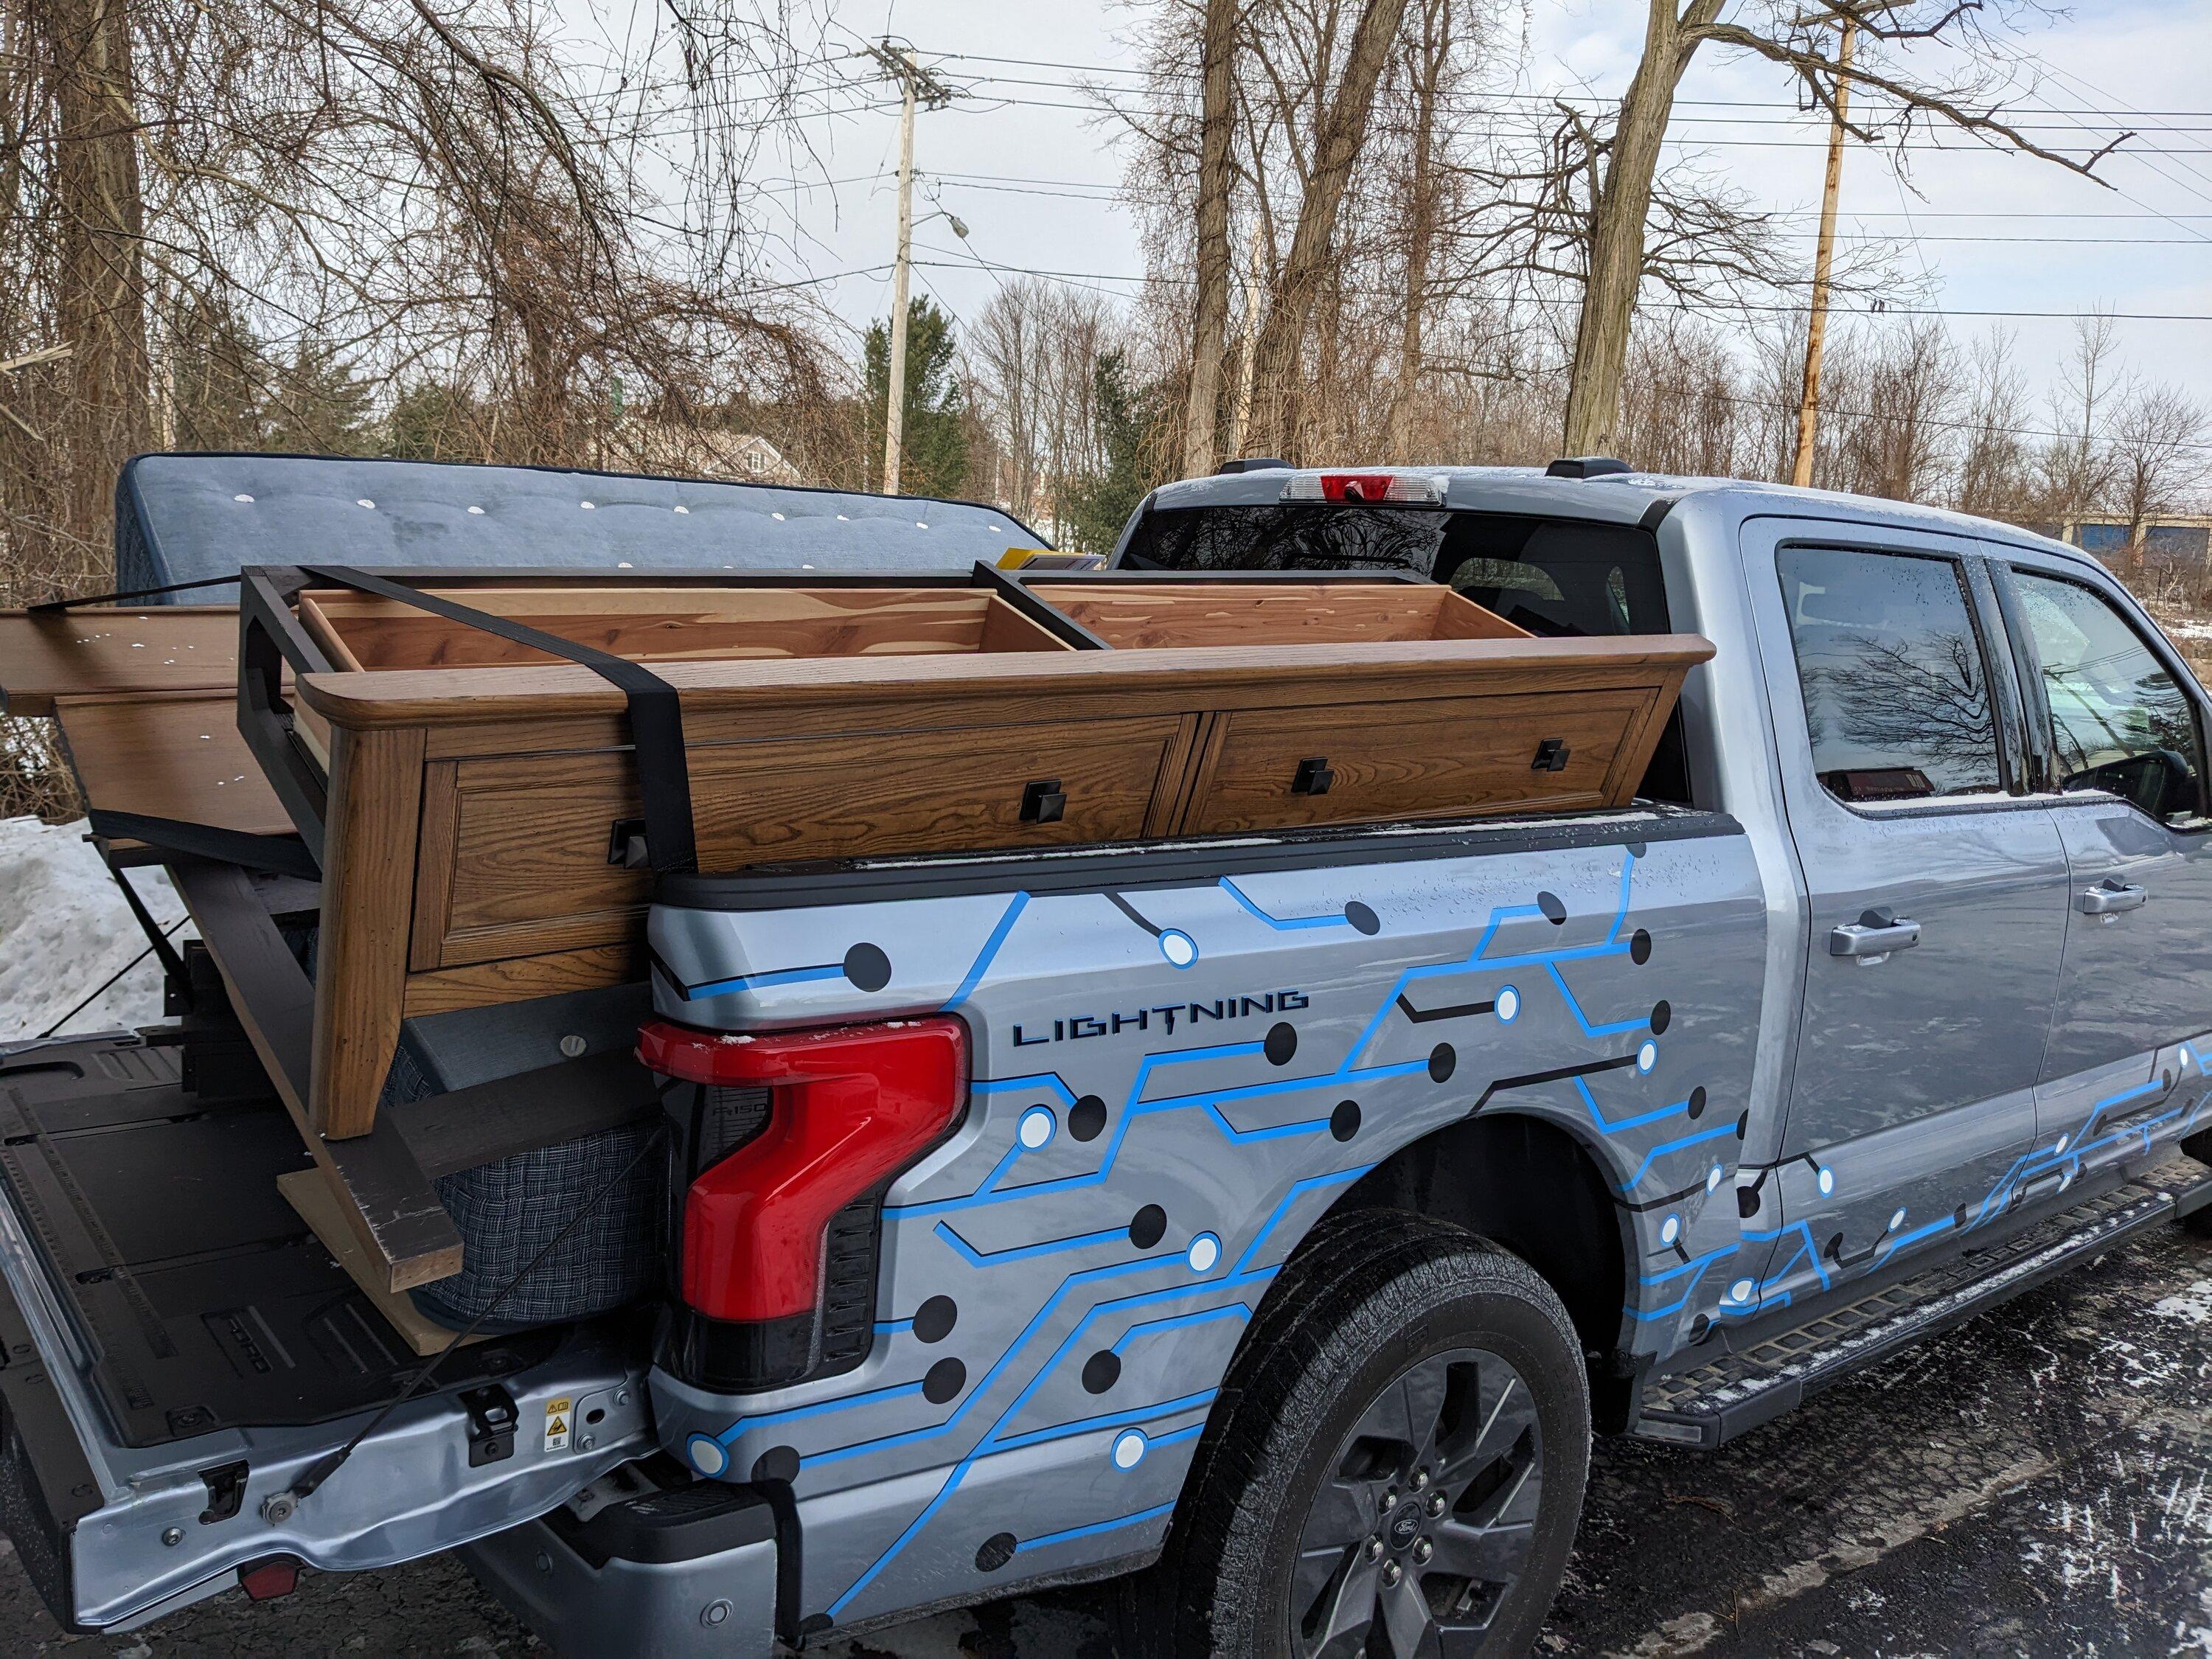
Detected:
[
  {"left": 461, "top": 1495, "right": 781, "bottom": 1659},
  {"left": 0, "top": 1158, "right": 653, "bottom": 1633}
]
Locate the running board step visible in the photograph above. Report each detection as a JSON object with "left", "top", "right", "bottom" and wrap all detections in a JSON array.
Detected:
[{"left": 1633, "top": 1152, "right": 2212, "bottom": 1449}]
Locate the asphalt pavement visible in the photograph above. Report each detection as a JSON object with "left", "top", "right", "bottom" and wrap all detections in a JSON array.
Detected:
[{"left": 8, "top": 1218, "right": 2212, "bottom": 1657}]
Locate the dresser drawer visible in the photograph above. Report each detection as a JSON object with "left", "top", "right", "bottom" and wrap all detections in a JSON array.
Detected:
[
  {"left": 420, "top": 714, "right": 1190, "bottom": 967},
  {"left": 1182, "top": 688, "right": 1661, "bottom": 834}
]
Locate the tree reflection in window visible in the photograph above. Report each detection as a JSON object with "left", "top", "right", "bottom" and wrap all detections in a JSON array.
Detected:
[{"left": 1778, "top": 546, "right": 2003, "bottom": 802}]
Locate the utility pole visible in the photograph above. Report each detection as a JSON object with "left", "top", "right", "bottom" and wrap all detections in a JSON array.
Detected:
[
  {"left": 1791, "top": 13, "right": 1857, "bottom": 488},
  {"left": 869, "top": 42, "right": 956, "bottom": 496}
]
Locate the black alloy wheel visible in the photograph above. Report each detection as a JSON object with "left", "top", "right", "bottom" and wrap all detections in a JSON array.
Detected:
[{"left": 1290, "top": 1345, "right": 1543, "bottom": 1656}]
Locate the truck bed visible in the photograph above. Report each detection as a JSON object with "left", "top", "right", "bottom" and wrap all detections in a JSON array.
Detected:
[{"left": 0, "top": 1034, "right": 557, "bottom": 1446}]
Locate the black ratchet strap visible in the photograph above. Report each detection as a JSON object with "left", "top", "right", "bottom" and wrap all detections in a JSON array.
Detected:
[
  {"left": 296, "top": 565, "right": 700, "bottom": 875},
  {"left": 29, "top": 574, "right": 245, "bottom": 613}
]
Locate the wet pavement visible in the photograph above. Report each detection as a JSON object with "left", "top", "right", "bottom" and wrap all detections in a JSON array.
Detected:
[{"left": 9, "top": 1220, "right": 2212, "bottom": 1656}]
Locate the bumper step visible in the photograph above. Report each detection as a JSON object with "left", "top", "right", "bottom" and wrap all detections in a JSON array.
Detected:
[{"left": 1634, "top": 1152, "right": 2212, "bottom": 1449}]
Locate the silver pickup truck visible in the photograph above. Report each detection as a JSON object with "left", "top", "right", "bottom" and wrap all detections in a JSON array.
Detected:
[{"left": 4, "top": 460, "right": 2210, "bottom": 1658}]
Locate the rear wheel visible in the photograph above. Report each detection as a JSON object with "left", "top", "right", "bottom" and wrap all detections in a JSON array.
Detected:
[{"left": 1124, "top": 1211, "right": 1590, "bottom": 1658}]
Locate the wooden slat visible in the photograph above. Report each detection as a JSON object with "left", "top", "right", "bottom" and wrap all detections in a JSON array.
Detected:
[
  {"left": 298, "top": 585, "right": 1065, "bottom": 672},
  {"left": 54, "top": 692, "right": 295, "bottom": 838},
  {"left": 0, "top": 606, "right": 240, "bottom": 717},
  {"left": 310, "top": 725, "right": 427, "bottom": 1138},
  {"left": 404, "top": 944, "right": 646, "bottom": 1016},
  {"left": 276, "top": 1171, "right": 484, "bottom": 1357},
  {"left": 1027, "top": 582, "right": 1533, "bottom": 649},
  {"left": 299, "top": 633, "right": 1717, "bottom": 732},
  {"left": 168, "top": 858, "right": 462, "bottom": 1293}
]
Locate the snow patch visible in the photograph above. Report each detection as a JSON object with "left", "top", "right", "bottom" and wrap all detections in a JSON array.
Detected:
[
  {"left": 0, "top": 816, "right": 193, "bottom": 1043},
  {"left": 2149, "top": 1279, "right": 2212, "bottom": 1326}
]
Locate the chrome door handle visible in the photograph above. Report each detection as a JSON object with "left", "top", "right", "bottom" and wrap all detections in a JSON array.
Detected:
[
  {"left": 1828, "top": 916, "right": 1922, "bottom": 959},
  {"left": 2079, "top": 880, "right": 2149, "bottom": 916}
]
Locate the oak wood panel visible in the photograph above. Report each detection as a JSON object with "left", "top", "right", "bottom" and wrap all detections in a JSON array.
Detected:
[
  {"left": 310, "top": 725, "right": 426, "bottom": 1138},
  {"left": 403, "top": 943, "right": 646, "bottom": 1016},
  {"left": 53, "top": 692, "right": 295, "bottom": 836},
  {"left": 299, "top": 586, "right": 1070, "bottom": 672},
  {"left": 305, "top": 633, "right": 1716, "bottom": 737},
  {"left": 423, "top": 716, "right": 1185, "bottom": 965},
  {"left": 1141, "top": 714, "right": 1207, "bottom": 838},
  {"left": 169, "top": 858, "right": 462, "bottom": 1292},
  {"left": 1599, "top": 667, "right": 1691, "bottom": 804},
  {"left": 409, "top": 760, "right": 462, "bottom": 971},
  {"left": 1027, "top": 582, "right": 1530, "bottom": 649},
  {"left": 0, "top": 607, "right": 240, "bottom": 717},
  {"left": 1183, "top": 687, "right": 1663, "bottom": 834}
]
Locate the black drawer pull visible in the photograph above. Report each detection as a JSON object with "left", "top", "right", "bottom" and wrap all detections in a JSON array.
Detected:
[
  {"left": 1532, "top": 738, "right": 1571, "bottom": 773},
  {"left": 1020, "top": 779, "right": 1067, "bottom": 823},
  {"left": 1292, "top": 757, "right": 1335, "bottom": 796},
  {"left": 606, "top": 815, "right": 651, "bottom": 868}
]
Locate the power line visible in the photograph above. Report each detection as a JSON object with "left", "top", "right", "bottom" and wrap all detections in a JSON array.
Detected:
[
  {"left": 927, "top": 52, "right": 2212, "bottom": 120},
  {"left": 905, "top": 252, "right": 2212, "bottom": 322}
]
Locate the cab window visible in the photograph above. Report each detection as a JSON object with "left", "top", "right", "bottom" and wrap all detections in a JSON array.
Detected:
[
  {"left": 1778, "top": 545, "right": 2005, "bottom": 804},
  {"left": 2011, "top": 570, "right": 2206, "bottom": 822}
]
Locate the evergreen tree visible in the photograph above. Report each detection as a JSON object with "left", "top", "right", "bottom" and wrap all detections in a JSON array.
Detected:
[
  {"left": 863, "top": 299, "right": 968, "bottom": 497},
  {"left": 262, "top": 344, "right": 377, "bottom": 455},
  {"left": 383, "top": 381, "right": 489, "bottom": 461},
  {"left": 1061, "top": 349, "right": 1164, "bottom": 554},
  {"left": 167, "top": 295, "right": 267, "bottom": 451}
]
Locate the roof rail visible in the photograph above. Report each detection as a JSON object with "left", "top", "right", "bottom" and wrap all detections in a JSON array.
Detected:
[
  {"left": 1546, "top": 456, "right": 1632, "bottom": 479},
  {"left": 1216, "top": 457, "right": 1290, "bottom": 474}
]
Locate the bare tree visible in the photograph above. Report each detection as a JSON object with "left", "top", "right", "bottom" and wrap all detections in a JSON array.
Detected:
[
  {"left": 1559, "top": 1, "right": 2127, "bottom": 456},
  {"left": 0, "top": 0, "right": 841, "bottom": 603},
  {"left": 1953, "top": 328, "right": 2035, "bottom": 521},
  {"left": 1835, "top": 320, "right": 1958, "bottom": 499},
  {"left": 2110, "top": 383, "right": 2208, "bottom": 554},
  {"left": 1181, "top": 0, "right": 1240, "bottom": 475},
  {"left": 1240, "top": 0, "right": 1411, "bottom": 458},
  {"left": 2041, "top": 310, "right": 2123, "bottom": 527}
]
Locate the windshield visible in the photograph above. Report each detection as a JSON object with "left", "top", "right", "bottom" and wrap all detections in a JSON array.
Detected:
[{"left": 1119, "top": 504, "right": 1669, "bottom": 639}]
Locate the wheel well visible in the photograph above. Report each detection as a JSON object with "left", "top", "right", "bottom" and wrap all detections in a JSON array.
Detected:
[{"left": 1324, "top": 1113, "right": 1635, "bottom": 1425}]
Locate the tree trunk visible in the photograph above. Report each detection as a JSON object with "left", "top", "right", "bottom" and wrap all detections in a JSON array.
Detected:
[
  {"left": 1385, "top": 0, "right": 1446, "bottom": 459},
  {"left": 37, "top": 0, "right": 148, "bottom": 585},
  {"left": 1180, "top": 0, "right": 1239, "bottom": 478},
  {"left": 1560, "top": 0, "right": 1717, "bottom": 458},
  {"left": 1244, "top": 0, "right": 1411, "bottom": 461}
]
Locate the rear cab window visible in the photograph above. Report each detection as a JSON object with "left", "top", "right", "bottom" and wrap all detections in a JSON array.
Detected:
[
  {"left": 1119, "top": 501, "right": 1690, "bottom": 802},
  {"left": 1775, "top": 545, "right": 2006, "bottom": 805}
]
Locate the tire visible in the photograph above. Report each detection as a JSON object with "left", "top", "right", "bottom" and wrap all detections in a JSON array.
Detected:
[{"left": 1119, "top": 1209, "right": 1590, "bottom": 1659}]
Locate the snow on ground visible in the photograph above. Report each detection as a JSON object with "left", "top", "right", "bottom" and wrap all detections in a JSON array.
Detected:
[{"left": 0, "top": 816, "right": 194, "bottom": 1044}]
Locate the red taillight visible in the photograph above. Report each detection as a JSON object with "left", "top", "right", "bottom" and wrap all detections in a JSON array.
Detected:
[
  {"left": 1278, "top": 470, "right": 1447, "bottom": 505},
  {"left": 1322, "top": 471, "right": 1393, "bottom": 503},
  {"left": 639, "top": 1017, "right": 966, "bottom": 1324}
]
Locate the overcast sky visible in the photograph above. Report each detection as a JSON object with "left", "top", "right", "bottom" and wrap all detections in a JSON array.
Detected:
[{"left": 580, "top": 0, "right": 2212, "bottom": 412}]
